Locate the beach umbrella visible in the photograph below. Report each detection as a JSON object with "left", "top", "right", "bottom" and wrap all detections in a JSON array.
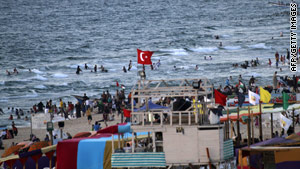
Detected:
[
  {"left": 17, "top": 141, "right": 33, "bottom": 151},
  {"left": 28, "top": 141, "right": 49, "bottom": 152},
  {"left": 28, "top": 141, "right": 49, "bottom": 169},
  {"left": 73, "top": 131, "right": 91, "bottom": 138},
  {"left": 1, "top": 145, "right": 24, "bottom": 158}
]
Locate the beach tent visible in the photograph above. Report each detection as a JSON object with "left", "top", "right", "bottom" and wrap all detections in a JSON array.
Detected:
[
  {"left": 56, "top": 123, "right": 150, "bottom": 169},
  {"left": 134, "top": 101, "right": 169, "bottom": 112},
  {"left": 238, "top": 133, "right": 300, "bottom": 169}
]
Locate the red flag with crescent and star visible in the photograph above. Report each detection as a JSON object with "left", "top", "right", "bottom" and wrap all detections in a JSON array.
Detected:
[{"left": 137, "top": 49, "right": 153, "bottom": 65}]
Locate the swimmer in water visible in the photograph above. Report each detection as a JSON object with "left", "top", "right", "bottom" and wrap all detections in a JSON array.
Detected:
[
  {"left": 13, "top": 68, "right": 18, "bottom": 74},
  {"left": 6, "top": 70, "right": 11, "bottom": 76},
  {"left": 76, "top": 66, "right": 82, "bottom": 74},
  {"left": 204, "top": 56, "right": 207, "bottom": 60},
  {"left": 123, "top": 66, "right": 127, "bottom": 73},
  {"left": 85, "top": 63, "right": 88, "bottom": 70},
  {"left": 209, "top": 56, "right": 212, "bottom": 60},
  {"left": 268, "top": 58, "right": 272, "bottom": 66},
  {"left": 28, "top": 68, "right": 31, "bottom": 72},
  {"left": 219, "top": 42, "right": 222, "bottom": 47},
  {"left": 94, "top": 65, "right": 97, "bottom": 72},
  {"left": 128, "top": 60, "right": 132, "bottom": 71},
  {"left": 195, "top": 65, "right": 199, "bottom": 70}
]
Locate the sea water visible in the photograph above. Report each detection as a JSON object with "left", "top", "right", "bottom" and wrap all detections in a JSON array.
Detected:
[{"left": 0, "top": 0, "right": 298, "bottom": 126}]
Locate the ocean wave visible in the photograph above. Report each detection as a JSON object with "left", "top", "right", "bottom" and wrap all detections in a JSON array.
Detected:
[
  {"left": 245, "top": 72, "right": 261, "bottom": 78},
  {"left": 223, "top": 46, "right": 241, "bottom": 50},
  {"left": 159, "top": 49, "right": 188, "bottom": 56},
  {"left": 34, "top": 85, "right": 47, "bottom": 89},
  {"left": 248, "top": 43, "right": 271, "bottom": 49},
  {"left": 32, "top": 75, "right": 48, "bottom": 81},
  {"left": 31, "top": 69, "right": 44, "bottom": 74},
  {"left": 52, "top": 73, "right": 68, "bottom": 78},
  {"left": 190, "top": 47, "right": 218, "bottom": 53},
  {"left": 69, "top": 64, "right": 85, "bottom": 69}
]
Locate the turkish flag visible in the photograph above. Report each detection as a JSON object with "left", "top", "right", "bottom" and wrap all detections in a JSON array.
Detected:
[
  {"left": 214, "top": 89, "right": 227, "bottom": 106},
  {"left": 137, "top": 49, "right": 153, "bottom": 65}
]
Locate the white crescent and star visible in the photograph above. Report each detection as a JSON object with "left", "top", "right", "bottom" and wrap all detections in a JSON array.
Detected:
[{"left": 140, "top": 52, "right": 145, "bottom": 61}]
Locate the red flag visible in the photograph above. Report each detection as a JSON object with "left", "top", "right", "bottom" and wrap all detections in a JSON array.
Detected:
[
  {"left": 116, "top": 81, "right": 119, "bottom": 87},
  {"left": 214, "top": 89, "right": 227, "bottom": 106},
  {"left": 123, "top": 109, "right": 131, "bottom": 118},
  {"left": 137, "top": 49, "right": 153, "bottom": 65}
]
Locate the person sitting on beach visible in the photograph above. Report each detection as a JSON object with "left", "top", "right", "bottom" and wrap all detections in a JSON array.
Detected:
[
  {"left": 76, "top": 66, "right": 82, "bottom": 74},
  {"left": 94, "top": 122, "right": 101, "bottom": 131}
]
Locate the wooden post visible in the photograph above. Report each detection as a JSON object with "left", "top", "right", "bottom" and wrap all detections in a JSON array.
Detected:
[
  {"left": 112, "top": 134, "right": 115, "bottom": 153},
  {"left": 251, "top": 111, "right": 254, "bottom": 144},
  {"left": 271, "top": 113, "right": 274, "bottom": 138},
  {"left": 259, "top": 102, "right": 263, "bottom": 141},
  {"left": 132, "top": 132, "right": 135, "bottom": 153},
  {"left": 227, "top": 109, "right": 230, "bottom": 139},
  {"left": 206, "top": 148, "right": 212, "bottom": 169},
  {"left": 118, "top": 133, "right": 120, "bottom": 149},
  {"left": 237, "top": 107, "right": 240, "bottom": 146},
  {"left": 152, "top": 132, "right": 156, "bottom": 152},
  {"left": 247, "top": 106, "right": 251, "bottom": 147}
]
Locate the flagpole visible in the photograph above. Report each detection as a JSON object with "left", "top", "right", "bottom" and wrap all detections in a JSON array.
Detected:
[
  {"left": 271, "top": 113, "right": 274, "bottom": 138},
  {"left": 247, "top": 106, "right": 251, "bottom": 147},
  {"left": 259, "top": 101, "right": 263, "bottom": 141},
  {"left": 251, "top": 110, "right": 254, "bottom": 144}
]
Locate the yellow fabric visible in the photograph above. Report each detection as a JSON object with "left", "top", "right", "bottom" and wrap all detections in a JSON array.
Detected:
[
  {"left": 193, "top": 99, "right": 203, "bottom": 114},
  {"left": 103, "top": 141, "right": 120, "bottom": 169},
  {"left": 260, "top": 87, "right": 271, "bottom": 103},
  {"left": 275, "top": 149, "right": 300, "bottom": 163}
]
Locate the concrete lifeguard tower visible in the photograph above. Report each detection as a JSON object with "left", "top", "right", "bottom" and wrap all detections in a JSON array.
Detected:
[{"left": 111, "top": 78, "right": 234, "bottom": 168}]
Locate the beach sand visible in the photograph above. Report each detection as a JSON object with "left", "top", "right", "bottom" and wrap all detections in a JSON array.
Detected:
[{"left": 0, "top": 112, "right": 122, "bottom": 155}]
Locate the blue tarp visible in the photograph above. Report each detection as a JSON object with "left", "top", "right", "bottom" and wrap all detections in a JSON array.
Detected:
[{"left": 134, "top": 101, "right": 169, "bottom": 112}]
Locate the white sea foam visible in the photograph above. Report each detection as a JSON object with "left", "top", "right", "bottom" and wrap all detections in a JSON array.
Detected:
[
  {"left": 52, "top": 73, "right": 68, "bottom": 78},
  {"left": 34, "top": 85, "right": 47, "bottom": 89},
  {"left": 32, "top": 69, "right": 44, "bottom": 74},
  {"left": 248, "top": 43, "right": 271, "bottom": 49},
  {"left": 190, "top": 47, "right": 218, "bottom": 53},
  {"left": 160, "top": 49, "right": 188, "bottom": 56},
  {"left": 224, "top": 46, "right": 241, "bottom": 50},
  {"left": 245, "top": 72, "right": 261, "bottom": 78},
  {"left": 0, "top": 81, "right": 4, "bottom": 85},
  {"left": 32, "top": 75, "right": 48, "bottom": 81}
]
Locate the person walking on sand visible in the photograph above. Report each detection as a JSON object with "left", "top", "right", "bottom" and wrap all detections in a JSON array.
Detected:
[{"left": 86, "top": 106, "right": 92, "bottom": 125}]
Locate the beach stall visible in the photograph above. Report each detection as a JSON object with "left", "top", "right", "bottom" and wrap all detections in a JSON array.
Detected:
[{"left": 113, "top": 78, "right": 235, "bottom": 168}]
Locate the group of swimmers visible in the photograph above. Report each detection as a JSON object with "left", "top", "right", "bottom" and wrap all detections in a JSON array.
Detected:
[
  {"left": 6, "top": 68, "right": 19, "bottom": 75},
  {"left": 76, "top": 64, "right": 108, "bottom": 74}
]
